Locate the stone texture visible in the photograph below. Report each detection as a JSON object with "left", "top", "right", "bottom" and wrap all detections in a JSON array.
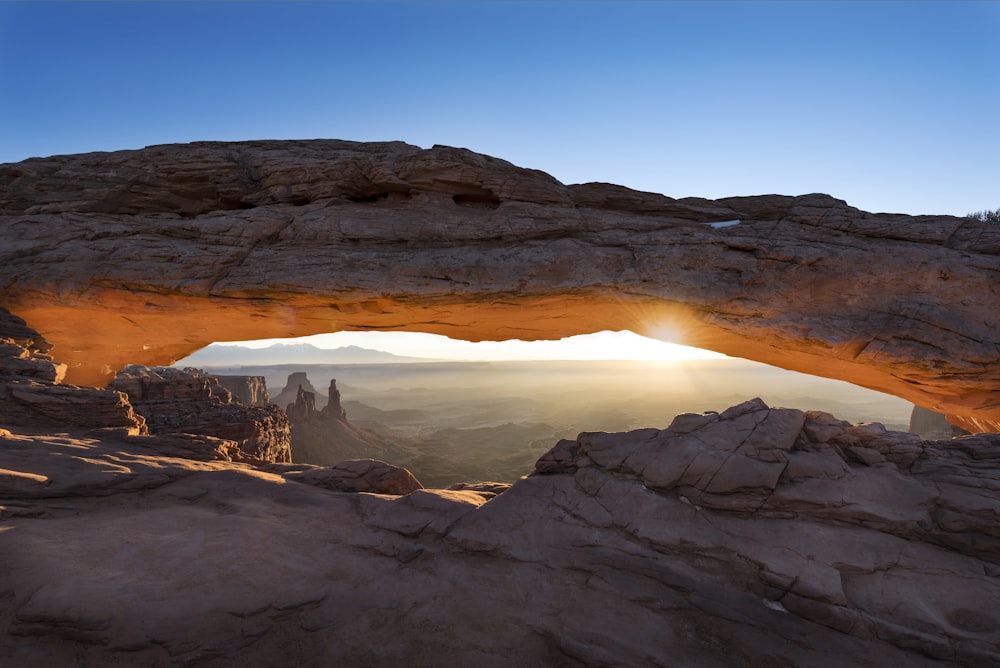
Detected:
[
  {"left": 284, "top": 382, "right": 318, "bottom": 423},
  {"left": 283, "top": 458, "right": 423, "bottom": 495},
  {"left": 446, "top": 480, "right": 512, "bottom": 500},
  {"left": 0, "top": 307, "right": 146, "bottom": 434},
  {"left": 282, "top": 375, "right": 401, "bottom": 467},
  {"left": 215, "top": 374, "right": 270, "bottom": 407},
  {"left": 107, "top": 365, "right": 291, "bottom": 463},
  {"left": 2, "top": 400, "right": 998, "bottom": 666},
  {"left": 272, "top": 371, "right": 327, "bottom": 410},
  {"left": 910, "top": 405, "right": 969, "bottom": 440},
  {"left": 0, "top": 140, "right": 997, "bottom": 430}
]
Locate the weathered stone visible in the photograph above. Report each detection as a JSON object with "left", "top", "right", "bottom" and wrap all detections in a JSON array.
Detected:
[
  {"left": 910, "top": 405, "right": 969, "bottom": 439},
  {"left": 3, "top": 383, "right": 146, "bottom": 433},
  {"left": 2, "top": 400, "right": 999, "bottom": 666},
  {"left": 215, "top": 374, "right": 270, "bottom": 407},
  {"left": 273, "top": 371, "right": 326, "bottom": 410},
  {"left": 107, "top": 365, "right": 291, "bottom": 463},
  {"left": 0, "top": 307, "right": 145, "bottom": 434},
  {"left": 280, "top": 373, "right": 399, "bottom": 467},
  {"left": 284, "top": 458, "right": 422, "bottom": 496},
  {"left": 0, "top": 141, "right": 997, "bottom": 429},
  {"left": 782, "top": 449, "right": 851, "bottom": 481},
  {"left": 323, "top": 378, "right": 347, "bottom": 421},
  {"left": 284, "top": 383, "right": 318, "bottom": 423},
  {"left": 446, "top": 481, "right": 512, "bottom": 500}
]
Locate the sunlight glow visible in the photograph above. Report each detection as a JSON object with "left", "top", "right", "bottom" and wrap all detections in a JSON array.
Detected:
[{"left": 212, "top": 330, "right": 728, "bottom": 362}]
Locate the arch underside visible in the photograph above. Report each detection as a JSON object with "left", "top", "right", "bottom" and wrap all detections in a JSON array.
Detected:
[{"left": 1, "top": 140, "right": 998, "bottom": 431}]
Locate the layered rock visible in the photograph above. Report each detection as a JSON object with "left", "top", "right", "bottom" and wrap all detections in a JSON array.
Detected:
[
  {"left": 1, "top": 400, "right": 998, "bottom": 666},
  {"left": 108, "top": 365, "right": 291, "bottom": 463},
  {"left": 909, "top": 405, "right": 969, "bottom": 440},
  {"left": 273, "top": 371, "right": 327, "bottom": 410},
  {"left": 0, "top": 140, "right": 997, "bottom": 430},
  {"left": 215, "top": 374, "right": 270, "bottom": 407},
  {"left": 323, "top": 378, "right": 347, "bottom": 421},
  {"left": 0, "top": 307, "right": 145, "bottom": 434},
  {"left": 285, "top": 383, "right": 318, "bottom": 422},
  {"left": 283, "top": 376, "right": 399, "bottom": 466},
  {"left": 282, "top": 458, "right": 423, "bottom": 495},
  {"left": 531, "top": 398, "right": 1000, "bottom": 563},
  {"left": 0, "top": 307, "right": 63, "bottom": 383}
]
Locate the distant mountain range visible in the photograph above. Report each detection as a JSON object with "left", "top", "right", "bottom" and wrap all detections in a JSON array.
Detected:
[{"left": 175, "top": 342, "right": 436, "bottom": 367}]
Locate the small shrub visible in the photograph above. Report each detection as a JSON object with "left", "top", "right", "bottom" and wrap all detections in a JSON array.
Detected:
[{"left": 966, "top": 208, "right": 1000, "bottom": 224}]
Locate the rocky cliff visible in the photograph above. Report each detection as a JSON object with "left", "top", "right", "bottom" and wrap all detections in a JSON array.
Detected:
[
  {"left": 273, "top": 371, "right": 327, "bottom": 411},
  {"left": 910, "top": 405, "right": 968, "bottom": 440},
  {"left": 1, "top": 140, "right": 997, "bottom": 431},
  {"left": 2, "top": 398, "right": 998, "bottom": 666},
  {"left": 108, "top": 365, "right": 292, "bottom": 463},
  {"left": 283, "top": 374, "right": 400, "bottom": 466},
  {"left": 0, "top": 307, "right": 145, "bottom": 434},
  {"left": 215, "top": 374, "right": 270, "bottom": 407}
]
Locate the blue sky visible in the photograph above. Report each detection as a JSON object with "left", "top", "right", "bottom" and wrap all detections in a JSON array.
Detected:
[{"left": 2, "top": 1, "right": 998, "bottom": 217}]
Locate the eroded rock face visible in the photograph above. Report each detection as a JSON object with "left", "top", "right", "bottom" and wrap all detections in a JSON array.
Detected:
[
  {"left": 282, "top": 458, "right": 423, "bottom": 496},
  {"left": 107, "top": 365, "right": 291, "bottom": 463},
  {"left": 215, "top": 374, "right": 270, "bottom": 407},
  {"left": 283, "top": 376, "right": 399, "bottom": 467},
  {"left": 1, "top": 400, "right": 997, "bottom": 666},
  {"left": 531, "top": 398, "right": 1000, "bottom": 564},
  {"left": 273, "top": 371, "right": 327, "bottom": 410},
  {"left": 0, "top": 307, "right": 145, "bottom": 434},
  {"left": 910, "top": 405, "right": 968, "bottom": 440},
  {"left": 1, "top": 140, "right": 997, "bottom": 429}
]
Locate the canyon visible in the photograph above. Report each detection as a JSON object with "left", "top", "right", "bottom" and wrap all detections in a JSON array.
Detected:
[
  {"left": 2, "top": 141, "right": 1000, "bottom": 666},
  {"left": 108, "top": 365, "right": 292, "bottom": 463},
  {"left": 2, "top": 319, "right": 998, "bottom": 665}
]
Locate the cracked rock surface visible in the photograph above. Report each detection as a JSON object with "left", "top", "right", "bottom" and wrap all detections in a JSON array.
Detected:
[
  {"left": 3, "top": 397, "right": 998, "bottom": 667},
  {"left": 1, "top": 140, "right": 998, "bottom": 429}
]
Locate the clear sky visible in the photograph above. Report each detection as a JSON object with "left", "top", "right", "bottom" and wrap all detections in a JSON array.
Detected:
[
  {"left": 2, "top": 1, "right": 997, "bottom": 217},
  {"left": 2, "top": 1, "right": 997, "bottom": 361}
]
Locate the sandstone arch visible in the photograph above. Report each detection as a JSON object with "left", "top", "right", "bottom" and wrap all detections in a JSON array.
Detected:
[{"left": 1, "top": 140, "right": 998, "bottom": 431}]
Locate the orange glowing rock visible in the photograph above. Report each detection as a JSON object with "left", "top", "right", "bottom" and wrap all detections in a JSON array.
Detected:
[{"left": 1, "top": 140, "right": 997, "bottom": 431}]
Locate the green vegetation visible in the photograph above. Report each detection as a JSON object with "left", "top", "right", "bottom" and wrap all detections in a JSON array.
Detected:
[{"left": 966, "top": 208, "right": 1000, "bottom": 223}]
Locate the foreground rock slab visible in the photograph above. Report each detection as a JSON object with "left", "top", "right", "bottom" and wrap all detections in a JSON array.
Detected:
[
  {"left": 1, "top": 140, "right": 998, "bottom": 430},
  {"left": 2, "top": 399, "right": 998, "bottom": 667}
]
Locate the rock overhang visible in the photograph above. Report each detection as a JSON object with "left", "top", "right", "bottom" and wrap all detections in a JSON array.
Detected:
[{"left": 0, "top": 139, "right": 998, "bottom": 431}]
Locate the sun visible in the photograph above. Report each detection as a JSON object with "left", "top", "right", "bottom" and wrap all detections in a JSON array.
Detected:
[{"left": 583, "top": 331, "right": 728, "bottom": 362}]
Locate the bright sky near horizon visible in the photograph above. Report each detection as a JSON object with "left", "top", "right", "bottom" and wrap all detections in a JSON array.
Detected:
[
  {"left": 213, "top": 330, "right": 729, "bottom": 362},
  {"left": 2, "top": 1, "right": 997, "bottom": 362}
]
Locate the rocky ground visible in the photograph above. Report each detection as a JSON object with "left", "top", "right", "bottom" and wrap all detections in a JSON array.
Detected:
[
  {"left": 2, "top": 140, "right": 999, "bottom": 665},
  {"left": 2, "top": 396, "right": 999, "bottom": 667}
]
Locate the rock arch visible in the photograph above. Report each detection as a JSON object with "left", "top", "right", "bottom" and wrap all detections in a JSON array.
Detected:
[{"left": 1, "top": 140, "right": 998, "bottom": 431}]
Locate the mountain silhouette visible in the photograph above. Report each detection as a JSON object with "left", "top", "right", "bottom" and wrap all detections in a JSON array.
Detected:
[{"left": 176, "top": 342, "right": 436, "bottom": 366}]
